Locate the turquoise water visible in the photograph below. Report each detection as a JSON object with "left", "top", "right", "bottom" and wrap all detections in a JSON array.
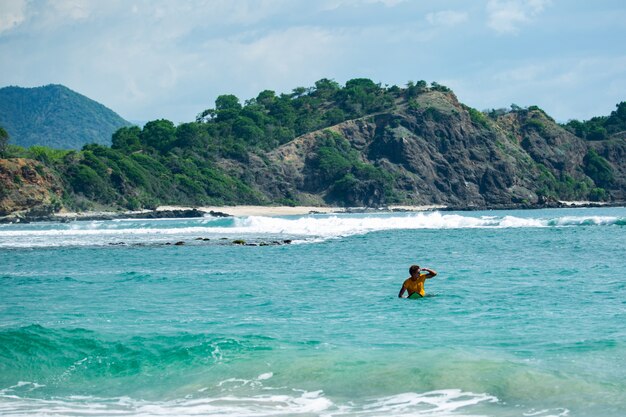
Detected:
[{"left": 1, "top": 207, "right": 625, "bottom": 416}]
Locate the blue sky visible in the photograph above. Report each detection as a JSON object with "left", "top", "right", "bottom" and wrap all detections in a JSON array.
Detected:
[{"left": 0, "top": 0, "right": 624, "bottom": 123}]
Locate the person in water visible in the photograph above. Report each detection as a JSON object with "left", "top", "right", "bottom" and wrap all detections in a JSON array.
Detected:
[{"left": 398, "top": 264, "right": 437, "bottom": 298}]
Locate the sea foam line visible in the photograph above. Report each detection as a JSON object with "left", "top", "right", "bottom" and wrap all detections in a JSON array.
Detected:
[
  {"left": 0, "top": 212, "right": 623, "bottom": 237},
  {"left": 0, "top": 388, "right": 499, "bottom": 416},
  {"left": 0, "top": 212, "right": 623, "bottom": 248}
]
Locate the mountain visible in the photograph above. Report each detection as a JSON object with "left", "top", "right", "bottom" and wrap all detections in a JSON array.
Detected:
[
  {"left": 0, "top": 79, "right": 625, "bottom": 217},
  {"left": 0, "top": 84, "right": 131, "bottom": 149}
]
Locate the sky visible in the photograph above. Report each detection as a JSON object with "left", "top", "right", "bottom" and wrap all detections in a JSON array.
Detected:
[{"left": 0, "top": 0, "right": 625, "bottom": 124}]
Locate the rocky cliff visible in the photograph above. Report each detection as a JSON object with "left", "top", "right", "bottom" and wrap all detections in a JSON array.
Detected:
[
  {"left": 0, "top": 158, "right": 63, "bottom": 217},
  {"left": 1, "top": 86, "right": 624, "bottom": 216},
  {"left": 220, "top": 90, "right": 620, "bottom": 209}
]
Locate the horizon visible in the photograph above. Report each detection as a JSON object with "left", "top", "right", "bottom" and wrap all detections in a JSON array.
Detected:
[{"left": 1, "top": 1, "right": 624, "bottom": 124}]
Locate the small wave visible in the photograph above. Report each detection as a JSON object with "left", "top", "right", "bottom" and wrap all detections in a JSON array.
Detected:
[
  {"left": 0, "top": 388, "right": 499, "bottom": 417},
  {"left": 546, "top": 215, "right": 625, "bottom": 227},
  {"left": 0, "top": 325, "right": 274, "bottom": 385},
  {"left": 0, "top": 212, "right": 623, "bottom": 248}
]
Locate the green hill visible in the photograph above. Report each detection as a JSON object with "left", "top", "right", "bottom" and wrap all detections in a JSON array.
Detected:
[
  {"left": 0, "top": 84, "right": 131, "bottom": 149},
  {"left": 1, "top": 78, "right": 625, "bottom": 217}
]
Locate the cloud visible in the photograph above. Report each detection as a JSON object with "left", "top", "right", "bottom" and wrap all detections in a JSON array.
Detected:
[
  {"left": 51, "top": 0, "right": 92, "bottom": 20},
  {"left": 364, "top": 0, "right": 405, "bottom": 6},
  {"left": 322, "top": 0, "right": 406, "bottom": 9},
  {"left": 486, "top": 0, "right": 551, "bottom": 34},
  {"left": 445, "top": 54, "right": 626, "bottom": 122},
  {"left": 426, "top": 10, "right": 468, "bottom": 27},
  {"left": 0, "top": 0, "right": 27, "bottom": 33},
  {"left": 1, "top": 0, "right": 622, "bottom": 125}
]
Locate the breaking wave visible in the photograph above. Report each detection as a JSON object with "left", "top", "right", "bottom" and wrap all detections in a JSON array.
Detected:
[
  {"left": 0, "top": 389, "right": 502, "bottom": 417},
  {"left": 0, "top": 211, "right": 623, "bottom": 248}
]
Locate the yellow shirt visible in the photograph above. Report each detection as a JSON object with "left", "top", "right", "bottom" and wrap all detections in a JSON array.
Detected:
[{"left": 403, "top": 274, "right": 427, "bottom": 297}]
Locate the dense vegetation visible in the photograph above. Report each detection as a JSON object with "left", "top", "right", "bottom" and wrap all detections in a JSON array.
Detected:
[
  {"left": 0, "top": 126, "right": 8, "bottom": 157},
  {"left": 564, "top": 102, "right": 626, "bottom": 140},
  {"left": 2, "top": 78, "right": 419, "bottom": 210},
  {"left": 1, "top": 78, "right": 624, "bottom": 213},
  {"left": 307, "top": 131, "right": 396, "bottom": 206},
  {"left": 0, "top": 84, "right": 131, "bottom": 149}
]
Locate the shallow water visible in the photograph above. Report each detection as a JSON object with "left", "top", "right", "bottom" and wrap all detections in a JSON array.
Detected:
[{"left": 1, "top": 207, "right": 625, "bottom": 416}]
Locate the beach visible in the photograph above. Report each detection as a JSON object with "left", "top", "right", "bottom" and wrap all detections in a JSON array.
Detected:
[{"left": 45, "top": 204, "right": 448, "bottom": 222}]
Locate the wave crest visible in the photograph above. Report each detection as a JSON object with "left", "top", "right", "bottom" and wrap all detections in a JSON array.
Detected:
[{"left": 0, "top": 211, "right": 623, "bottom": 248}]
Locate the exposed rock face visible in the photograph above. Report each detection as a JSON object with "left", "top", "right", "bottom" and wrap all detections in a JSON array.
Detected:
[
  {"left": 591, "top": 138, "right": 626, "bottom": 201},
  {"left": 0, "top": 158, "right": 63, "bottom": 216},
  {"left": 2, "top": 90, "right": 625, "bottom": 216},
  {"left": 234, "top": 91, "right": 619, "bottom": 208}
]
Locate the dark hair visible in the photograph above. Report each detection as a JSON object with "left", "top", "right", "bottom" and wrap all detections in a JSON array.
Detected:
[{"left": 409, "top": 265, "right": 421, "bottom": 274}]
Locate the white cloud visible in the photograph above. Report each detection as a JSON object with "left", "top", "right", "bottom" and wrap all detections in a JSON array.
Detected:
[
  {"left": 1, "top": 0, "right": 622, "bottom": 125},
  {"left": 0, "top": 0, "right": 27, "bottom": 33},
  {"left": 447, "top": 55, "right": 626, "bottom": 121},
  {"left": 320, "top": 0, "right": 405, "bottom": 10},
  {"left": 426, "top": 10, "right": 468, "bottom": 27},
  {"left": 365, "top": 0, "right": 405, "bottom": 6},
  {"left": 486, "top": 0, "right": 551, "bottom": 34},
  {"left": 51, "top": 0, "right": 91, "bottom": 20}
]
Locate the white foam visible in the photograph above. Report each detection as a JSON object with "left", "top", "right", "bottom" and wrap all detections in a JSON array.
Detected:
[
  {"left": 0, "top": 388, "right": 504, "bottom": 417},
  {"left": 0, "top": 391, "right": 333, "bottom": 416},
  {"left": 353, "top": 389, "right": 498, "bottom": 416},
  {"left": 257, "top": 372, "right": 273, "bottom": 381},
  {"left": 0, "top": 212, "right": 622, "bottom": 248},
  {"left": 550, "top": 215, "right": 618, "bottom": 226},
  {"left": 523, "top": 408, "right": 570, "bottom": 417}
]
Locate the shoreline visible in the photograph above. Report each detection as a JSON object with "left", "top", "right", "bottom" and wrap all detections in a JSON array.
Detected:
[{"left": 0, "top": 201, "right": 624, "bottom": 224}]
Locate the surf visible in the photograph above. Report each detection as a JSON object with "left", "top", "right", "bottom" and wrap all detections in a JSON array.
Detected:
[{"left": 0, "top": 208, "right": 624, "bottom": 248}]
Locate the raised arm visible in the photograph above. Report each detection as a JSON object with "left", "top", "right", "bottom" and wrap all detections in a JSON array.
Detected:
[{"left": 422, "top": 268, "right": 437, "bottom": 279}]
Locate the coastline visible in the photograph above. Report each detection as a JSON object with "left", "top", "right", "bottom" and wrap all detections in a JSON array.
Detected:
[
  {"left": 41, "top": 204, "right": 445, "bottom": 221},
  {"left": 0, "top": 201, "right": 623, "bottom": 224}
]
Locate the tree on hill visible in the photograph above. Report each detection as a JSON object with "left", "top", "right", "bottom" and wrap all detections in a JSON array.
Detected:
[
  {"left": 605, "top": 102, "right": 626, "bottom": 134},
  {"left": 0, "top": 126, "right": 8, "bottom": 157},
  {"left": 112, "top": 126, "right": 141, "bottom": 152},
  {"left": 140, "top": 119, "right": 176, "bottom": 153},
  {"left": 564, "top": 102, "right": 626, "bottom": 140}
]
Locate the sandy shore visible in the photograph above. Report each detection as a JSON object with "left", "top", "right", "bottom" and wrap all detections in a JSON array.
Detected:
[
  {"left": 197, "top": 205, "right": 342, "bottom": 216},
  {"left": 5, "top": 205, "right": 444, "bottom": 223},
  {"left": 156, "top": 205, "right": 446, "bottom": 217}
]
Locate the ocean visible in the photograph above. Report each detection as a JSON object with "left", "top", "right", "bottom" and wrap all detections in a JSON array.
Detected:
[{"left": 1, "top": 207, "right": 625, "bottom": 417}]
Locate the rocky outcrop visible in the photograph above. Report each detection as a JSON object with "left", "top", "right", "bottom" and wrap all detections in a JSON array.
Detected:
[
  {"left": 590, "top": 138, "right": 626, "bottom": 201},
  {"left": 3, "top": 90, "right": 625, "bottom": 216},
  {"left": 0, "top": 158, "right": 63, "bottom": 218},
  {"left": 232, "top": 91, "right": 621, "bottom": 208}
]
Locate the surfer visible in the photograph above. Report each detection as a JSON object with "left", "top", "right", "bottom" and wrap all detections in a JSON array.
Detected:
[{"left": 398, "top": 264, "right": 437, "bottom": 298}]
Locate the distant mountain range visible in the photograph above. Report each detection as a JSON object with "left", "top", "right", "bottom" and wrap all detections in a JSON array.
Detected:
[{"left": 0, "top": 84, "right": 131, "bottom": 149}]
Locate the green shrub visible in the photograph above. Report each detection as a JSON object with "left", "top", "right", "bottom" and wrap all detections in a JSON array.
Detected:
[
  {"left": 467, "top": 107, "right": 489, "bottom": 128},
  {"left": 587, "top": 126, "right": 607, "bottom": 141},
  {"left": 27, "top": 146, "right": 70, "bottom": 164},
  {"left": 315, "top": 147, "right": 352, "bottom": 182},
  {"left": 424, "top": 107, "right": 445, "bottom": 122},
  {"left": 525, "top": 118, "right": 545, "bottom": 133},
  {"left": 588, "top": 188, "right": 608, "bottom": 201},
  {"left": 583, "top": 149, "right": 614, "bottom": 187},
  {"left": 125, "top": 196, "right": 141, "bottom": 210},
  {"left": 68, "top": 164, "right": 113, "bottom": 201}
]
